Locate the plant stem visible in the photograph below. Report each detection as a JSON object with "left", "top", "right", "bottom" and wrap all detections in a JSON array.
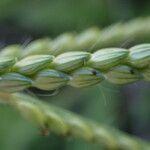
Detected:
[{"left": 0, "top": 92, "right": 150, "bottom": 150}]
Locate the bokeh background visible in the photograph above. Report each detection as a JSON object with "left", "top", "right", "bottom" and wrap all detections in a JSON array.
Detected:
[{"left": 0, "top": 0, "right": 150, "bottom": 150}]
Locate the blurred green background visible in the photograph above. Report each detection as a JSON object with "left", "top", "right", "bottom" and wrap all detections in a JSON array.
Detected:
[{"left": 0, "top": 0, "right": 150, "bottom": 150}]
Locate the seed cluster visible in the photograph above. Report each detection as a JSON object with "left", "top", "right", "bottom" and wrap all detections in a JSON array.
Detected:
[
  {"left": 0, "top": 44, "right": 150, "bottom": 92},
  {"left": 0, "top": 17, "right": 150, "bottom": 58}
]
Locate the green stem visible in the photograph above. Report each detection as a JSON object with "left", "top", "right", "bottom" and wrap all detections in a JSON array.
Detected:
[{"left": 0, "top": 92, "right": 150, "bottom": 150}]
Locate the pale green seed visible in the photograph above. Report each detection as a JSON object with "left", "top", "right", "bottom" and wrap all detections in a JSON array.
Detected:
[
  {"left": 105, "top": 65, "right": 143, "bottom": 84},
  {"left": 13, "top": 55, "right": 54, "bottom": 75},
  {"left": 96, "top": 23, "right": 126, "bottom": 48},
  {"left": 0, "top": 57, "right": 16, "bottom": 72},
  {"left": 52, "top": 51, "right": 91, "bottom": 72},
  {"left": 0, "top": 45, "right": 22, "bottom": 58},
  {"left": 14, "top": 100, "right": 46, "bottom": 128},
  {"left": 88, "top": 48, "right": 128, "bottom": 70},
  {"left": 69, "top": 67, "right": 104, "bottom": 88},
  {"left": 91, "top": 124, "right": 118, "bottom": 149},
  {"left": 44, "top": 108, "right": 69, "bottom": 135},
  {"left": 61, "top": 111, "right": 94, "bottom": 141},
  {"left": 50, "top": 33, "right": 76, "bottom": 55},
  {"left": 23, "top": 38, "right": 51, "bottom": 57},
  {"left": 75, "top": 27, "right": 100, "bottom": 51},
  {"left": 128, "top": 44, "right": 150, "bottom": 68},
  {"left": 33, "top": 69, "right": 70, "bottom": 90},
  {"left": 0, "top": 73, "right": 32, "bottom": 92},
  {"left": 67, "top": 117, "right": 93, "bottom": 141}
]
